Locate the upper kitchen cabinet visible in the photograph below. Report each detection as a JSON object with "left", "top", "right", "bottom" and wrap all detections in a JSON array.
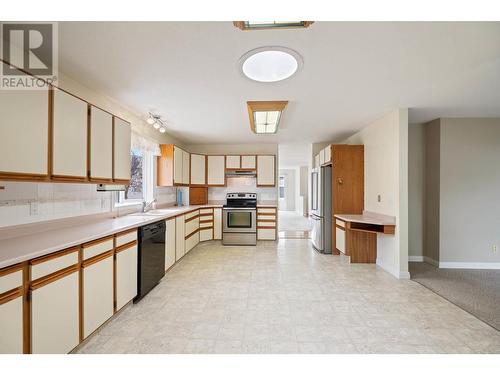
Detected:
[
  {"left": 52, "top": 88, "right": 88, "bottom": 180},
  {"left": 256, "top": 155, "right": 276, "bottom": 186},
  {"left": 89, "top": 106, "right": 113, "bottom": 182},
  {"left": 319, "top": 145, "right": 332, "bottom": 166},
  {"left": 0, "top": 77, "right": 49, "bottom": 179},
  {"left": 241, "top": 155, "right": 256, "bottom": 169},
  {"left": 157, "top": 144, "right": 190, "bottom": 186},
  {"left": 190, "top": 153, "right": 206, "bottom": 185},
  {"left": 113, "top": 117, "right": 131, "bottom": 182},
  {"left": 225, "top": 155, "right": 240, "bottom": 169},
  {"left": 207, "top": 155, "right": 225, "bottom": 186}
]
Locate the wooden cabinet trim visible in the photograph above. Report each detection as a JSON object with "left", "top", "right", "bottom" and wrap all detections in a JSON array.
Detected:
[
  {"left": 0, "top": 286, "right": 23, "bottom": 305},
  {"left": 82, "top": 235, "right": 114, "bottom": 249},
  {"left": 29, "top": 246, "right": 80, "bottom": 266},
  {"left": 81, "top": 250, "right": 114, "bottom": 268},
  {"left": 185, "top": 228, "right": 199, "bottom": 240},
  {"left": 185, "top": 214, "right": 200, "bottom": 223},
  {"left": 0, "top": 262, "right": 23, "bottom": 277},
  {"left": 115, "top": 241, "right": 137, "bottom": 254},
  {"left": 29, "top": 264, "right": 79, "bottom": 290}
]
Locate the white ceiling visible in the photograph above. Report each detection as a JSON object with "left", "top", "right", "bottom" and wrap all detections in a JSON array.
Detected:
[{"left": 58, "top": 21, "right": 500, "bottom": 144}]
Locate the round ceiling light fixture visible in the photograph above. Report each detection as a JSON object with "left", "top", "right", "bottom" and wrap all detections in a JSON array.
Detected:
[{"left": 240, "top": 46, "right": 303, "bottom": 83}]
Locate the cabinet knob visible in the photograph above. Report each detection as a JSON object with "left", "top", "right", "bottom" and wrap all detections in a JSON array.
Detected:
[{"left": 337, "top": 178, "right": 344, "bottom": 185}]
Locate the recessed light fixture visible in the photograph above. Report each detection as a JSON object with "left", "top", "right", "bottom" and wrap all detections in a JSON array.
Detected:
[
  {"left": 240, "top": 46, "right": 302, "bottom": 83},
  {"left": 247, "top": 101, "right": 288, "bottom": 134},
  {"left": 146, "top": 112, "right": 168, "bottom": 133},
  {"left": 234, "top": 21, "right": 314, "bottom": 30}
]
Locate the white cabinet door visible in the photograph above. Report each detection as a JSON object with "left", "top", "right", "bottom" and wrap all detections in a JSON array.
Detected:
[
  {"left": 213, "top": 208, "right": 222, "bottom": 240},
  {"left": 165, "top": 219, "right": 176, "bottom": 270},
  {"left": 182, "top": 150, "right": 190, "bottom": 185},
  {"left": 0, "top": 79, "right": 49, "bottom": 176},
  {"left": 190, "top": 154, "right": 206, "bottom": 185},
  {"left": 324, "top": 145, "right": 331, "bottom": 164},
  {"left": 31, "top": 271, "right": 79, "bottom": 354},
  {"left": 175, "top": 215, "right": 185, "bottom": 260},
  {"left": 257, "top": 155, "right": 276, "bottom": 186},
  {"left": 113, "top": 117, "right": 131, "bottom": 181},
  {"left": 116, "top": 244, "right": 137, "bottom": 311},
  {"left": 199, "top": 228, "right": 212, "bottom": 242},
  {"left": 226, "top": 155, "right": 240, "bottom": 169},
  {"left": 89, "top": 106, "right": 113, "bottom": 180},
  {"left": 319, "top": 149, "right": 325, "bottom": 165},
  {"left": 173, "top": 146, "right": 183, "bottom": 184},
  {"left": 241, "top": 155, "right": 256, "bottom": 169},
  {"left": 207, "top": 155, "right": 225, "bottom": 186},
  {"left": 336, "top": 227, "right": 345, "bottom": 254},
  {"left": 314, "top": 154, "right": 320, "bottom": 168},
  {"left": 0, "top": 296, "right": 23, "bottom": 354},
  {"left": 52, "top": 88, "right": 87, "bottom": 178},
  {"left": 83, "top": 256, "right": 114, "bottom": 338}
]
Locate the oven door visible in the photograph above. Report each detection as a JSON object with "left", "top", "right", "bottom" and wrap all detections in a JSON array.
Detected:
[{"left": 223, "top": 208, "right": 256, "bottom": 233}]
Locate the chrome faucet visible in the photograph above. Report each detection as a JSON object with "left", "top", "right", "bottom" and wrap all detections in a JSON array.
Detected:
[{"left": 142, "top": 199, "right": 157, "bottom": 213}]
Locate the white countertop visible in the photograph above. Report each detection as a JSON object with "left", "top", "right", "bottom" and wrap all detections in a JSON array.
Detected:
[
  {"left": 334, "top": 211, "right": 396, "bottom": 226},
  {"left": 0, "top": 204, "right": 227, "bottom": 269}
]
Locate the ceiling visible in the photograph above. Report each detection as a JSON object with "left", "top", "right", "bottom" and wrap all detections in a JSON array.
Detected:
[{"left": 58, "top": 22, "right": 500, "bottom": 144}]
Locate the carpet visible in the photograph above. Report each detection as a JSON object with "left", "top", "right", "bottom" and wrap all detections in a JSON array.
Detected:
[{"left": 409, "top": 262, "right": 500, "bottom": 331}]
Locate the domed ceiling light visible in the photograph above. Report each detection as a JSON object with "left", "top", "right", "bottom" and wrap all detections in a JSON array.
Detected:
[{"left": 240, "top": 46, "right": 302, "bottom": 83}]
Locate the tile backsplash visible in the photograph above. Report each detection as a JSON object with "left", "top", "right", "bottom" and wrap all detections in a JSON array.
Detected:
[{"left": 0, "top": 181, "right": 178, "bottom": 228}]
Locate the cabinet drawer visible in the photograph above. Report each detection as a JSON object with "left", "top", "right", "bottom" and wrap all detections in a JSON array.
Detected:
[
  {"left": 258, "top": 214, "right": 276, "bottom": 221},
  {"left": 199, "top": 220, "right": 213, "bottom": 228},
  {"left": 199, "top": 208, "right": 213, "bottom": 215},
  {"left": 185, "top": 218, "right": 199, "bottom": 236},
  {"left": 31, "top": 248, "right": 79, "bottom": 281},
  {"left": 257, "top": 208, "right": 277, "bottom": 214},
  {"left": 336, "top": 227, "right": 345, "bottom": 254},
  {"left": 0, "top": 267, "right": 22, "bottom": 294},
  {"left": 257, "top": 228, "right": 276, "bottom": 241},
  {"left": 115, "top": 230, "right": 137, "bottom": 247},
  {"left": 258, "top": 221, "right": 276, "bottom": 228},
  {"left": 185, "top": 232, "right": 198, "bottom": 252},
  {"left": 199, "top": 228, "right": 212, "bottom": 242},
  {"left": 185, "top": 210, "right": 199, "bottom": 220},
  {"left": 82, "top": 237, "right": 114, "bottom": 260},
  {"left": 336, "top": 219, "right": 345, "bottom": 228}
]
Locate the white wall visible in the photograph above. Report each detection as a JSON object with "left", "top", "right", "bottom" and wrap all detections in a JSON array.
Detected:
[
  {"left": 278, "top": 169, "right": 296, "bottom": 211},
  {"left": 343, "top": 109, "right": 409, "bottom": 279}
]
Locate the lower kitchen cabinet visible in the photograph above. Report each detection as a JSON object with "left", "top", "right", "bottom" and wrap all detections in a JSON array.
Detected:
[
  {"left": 115, "top": 243, "right": 137, "bottom": 311},
  {"left": 31, "top": 270, "right": 80, "bottom": 354},
  {"left": 0, "top": 294, "right": 23, "bottom": 354},
  {"left": 185, "top": 232, "right": 199, "bottom": 253},
  {"left": 257, "top": 207, "right": 277, "bottom": 240},
  {"left": 199, "top": 228, "right": 212, "bottom": 241},
  {"left": 214, "top": 208, "right": 222, "bottom": 240},
  {"left": 335, "top": 219, "right": 346, "bottom": 254},
  {"left": 165, "top": 218, "right": 176, "bottom": 270},
  {"left": 83, "top": 254, "right": 114, "bottom": 338},
  {"left": 175, "top": 215, "right": 185, "bottom": 260}
]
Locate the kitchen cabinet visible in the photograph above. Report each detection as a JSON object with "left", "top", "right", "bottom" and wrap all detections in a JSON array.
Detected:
[
  {"left": 0, "top": 264, "right": 24, "bottom": 354},
  {"left": 256, "top": 207, "right": 277, "bottom": 240},
  {"left": 256, "top": 155, "right": 276, "bottom": 186},
  {"left": 226, "top": 155, "right": 240, "bottom": 169},
  {"left": 175, "top": 215, "right": 185, "bottom": 260},
  {"left": 319, "top": 149, "right": 325, "bottom": 165},
  {"left": 89, "top": 106, "right": 113, "bottom": 181},
  {"left": 182, "top": 149, "right": 190, "bottom": 184},
  {"left": 335, "top": 219, "right": 346, "bottom": 254},
  {"left": 185, "top": 210, "right": 199, "bottom": 253},
  {"left": 0, "top": 77, "right": 49, "bottom": 178},
  {"left": 82, "top": 254, "right": 114, "bottom": 338},
  {"left": 52, "top": 88, "right": 88, "bottom": 180},
  {"left": 190, "top": 153, "right": 206, "bottom": 185},
  {"left": 113, "top": 117, "right": 131, "bottom": 182},
  {"left": 241, "top": 155, "right": 256, "bottom": 169},
  {"left": 31, "top": 270, "right": 79, "bottom": 354},
  {"left": 324, "top": 145, "right": 332, "bottom": 164},
  {"left": 213, "top": 208, "right": 222, "bottom": 240},
  {"left": 199, "top": 208, "right": 213, "bottom": 242},
  {"left": 207, "top": 155, "right": 225, "bottom": 186},
  {"left": 173, "top": 145, "right": 183, "bottom": 184},
  {"left": 165, "top": 218, "right": 176, "bottom": 271},
  {"left": 115, "top": 242, "right": 137, "bottom": 311},
  {"left": 314, "top": 154, "right": 320, "bottom": 168}
]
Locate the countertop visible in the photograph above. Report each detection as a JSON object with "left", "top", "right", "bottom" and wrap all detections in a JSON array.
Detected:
[
  {"left": 334, "top": 211, "right": 396, "bottom": 226},
  {"left": 0, "top": 203, "right": 259, "bottom": 269}
]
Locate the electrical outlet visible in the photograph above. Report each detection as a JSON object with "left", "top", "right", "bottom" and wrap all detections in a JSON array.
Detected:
[
  {"left": 492, "top": 245, "right": 498, "bottom": 253},
  {"left": 377, "top": 194, "right": 381, "bottom": 202}
]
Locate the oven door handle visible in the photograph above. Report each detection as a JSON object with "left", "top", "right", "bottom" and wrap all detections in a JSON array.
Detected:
[{"left": 222, "top": 207, "right": 256, "bottom": 210}]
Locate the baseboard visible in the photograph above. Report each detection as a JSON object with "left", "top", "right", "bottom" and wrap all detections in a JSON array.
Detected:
[
  {"left": 439, "top": 262, "right": 500, "bottom": 270},
  {"left": 376, "top": 259, "right": 401, "bottom": 279},
  {"left": 409, "top": 256, "right": 424, "bottom": 262},
  {"left": 424, "top": 256, "right": 439, "bottom": 267},
  {"left": 399, "top": 271, "right": 411, "bottom": 279}
]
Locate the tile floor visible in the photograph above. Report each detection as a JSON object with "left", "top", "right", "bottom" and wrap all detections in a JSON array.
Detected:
[{"left": 76, "top": 239, "right": 500, "bottom": 354}]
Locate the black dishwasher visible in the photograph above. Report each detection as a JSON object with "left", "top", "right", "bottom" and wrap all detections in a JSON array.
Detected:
[{"left": 134, "top": 220, "right": 165, "bottom": 303}]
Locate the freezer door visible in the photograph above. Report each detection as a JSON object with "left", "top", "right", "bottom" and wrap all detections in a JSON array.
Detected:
[
  {"left": 311, "top": 215, "right": 323, "bottom": 251},
  {"left": 311, "top": 168, "right": 322, "bottom": 217}
]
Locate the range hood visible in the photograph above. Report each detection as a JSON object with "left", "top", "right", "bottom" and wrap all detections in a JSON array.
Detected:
[{"left": 226, "top": 170, "right": 257, "bottom": 178}]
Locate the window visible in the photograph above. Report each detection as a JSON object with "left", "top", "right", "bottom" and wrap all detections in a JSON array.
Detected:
[
  {"left": 116, "top": 149, "right": 154, "bottom": 206},
  {"left": 279, "top": 175, "right": 285, "bottom": 199}
]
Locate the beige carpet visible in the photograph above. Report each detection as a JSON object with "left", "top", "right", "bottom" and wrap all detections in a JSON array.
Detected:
[{"left": 409, "top": 262, "right": 500, "bottom": 332}]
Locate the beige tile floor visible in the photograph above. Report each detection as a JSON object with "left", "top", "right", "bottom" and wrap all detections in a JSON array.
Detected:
[{"left": 76, "top": 239, "right": 500, "bottom": 354}]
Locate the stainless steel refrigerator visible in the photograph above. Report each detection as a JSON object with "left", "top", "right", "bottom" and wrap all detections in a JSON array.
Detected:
[{"left": 310, "top": 165, "right": 332, "bottom": 253}]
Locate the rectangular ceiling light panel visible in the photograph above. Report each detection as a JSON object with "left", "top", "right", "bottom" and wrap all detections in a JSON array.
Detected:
[{"left": 247, "top": 101, "right": 288, "bottom": 134}]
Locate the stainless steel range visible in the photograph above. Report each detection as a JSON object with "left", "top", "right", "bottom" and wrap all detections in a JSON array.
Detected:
[{"left": 222, "top": 193, "right": 257, "bottom": 245}]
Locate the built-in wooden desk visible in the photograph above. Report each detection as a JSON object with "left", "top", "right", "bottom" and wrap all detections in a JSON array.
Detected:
[{"left": 334, "top": 212, "right": 396, "bottom": 263}]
